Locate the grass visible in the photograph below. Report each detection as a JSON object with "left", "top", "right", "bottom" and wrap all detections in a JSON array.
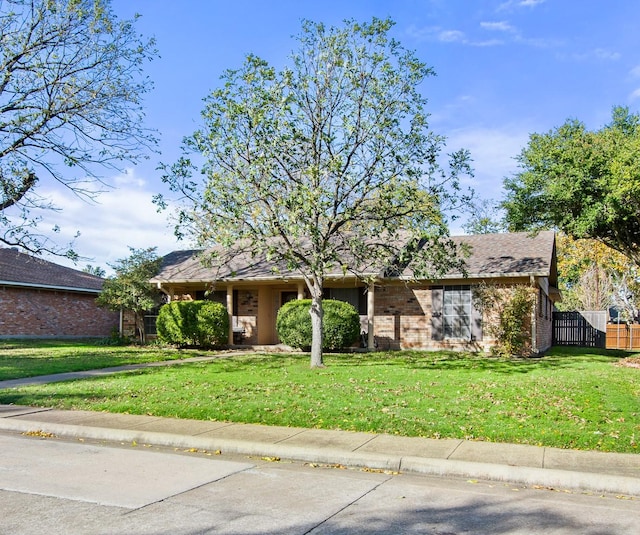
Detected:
[
  {"left": 0, "top": 339, "right": 189, "bottom": 380},
  {"left": 0, "top": 341, "right": 638, "bottom": 453}
]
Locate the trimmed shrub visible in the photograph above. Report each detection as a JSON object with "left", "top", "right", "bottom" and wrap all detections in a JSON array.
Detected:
[
  {"left": 156, "top": 300, "right": 229, "bottom": 348},
  {"left": 276, "top": 298, "right": 360, "bottom": 350}
]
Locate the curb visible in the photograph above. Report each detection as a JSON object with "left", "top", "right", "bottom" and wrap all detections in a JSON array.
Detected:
[{"left": 1, "top": 417, "right": 639, "bottom": 497}]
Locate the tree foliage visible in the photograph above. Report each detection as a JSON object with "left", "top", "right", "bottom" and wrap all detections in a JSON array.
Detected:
[
  {"left": 462, "top": 198, "right": 506, "bottom": 235},
  {"left": 156, "top": 300, "right": 229, "bottom": 348},
  {"left": 96, "top": 247, "right": 162, "bottom": 343},
  {"left": 157, "top": 18, "right": 473, "bottom": 367},
  {"left": 83, "top": 264, "right": 106, "bottom": 278},
  {"left": 0, "top": 0, "right": 157, "bottom": 257},
  {"left": 555, "top": 234, "right": 639, "bottom": 317},
  {"left": 474, "top": 284, "right": 534, "bottom": 357},
  {"left": 276, "top": 299, "right": 360, "bottom": 351},
  {"left": 503, "top": 106, "right": 640, "bottom": 264}
]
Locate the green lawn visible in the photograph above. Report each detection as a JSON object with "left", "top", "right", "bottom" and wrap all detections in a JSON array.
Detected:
[
  {"left": 0, "top": 339, "right": 188, "bottom": 380},
  {"left": 0, "top": 342, "right": 638, "bottom": 453}
]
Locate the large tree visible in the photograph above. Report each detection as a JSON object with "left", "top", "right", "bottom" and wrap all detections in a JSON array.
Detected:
[
  {"left": 0, "top": 0, "right": 157, "bottom": 257},
  {"left": 157, "top": 18, "right": 473, "bottom": 367},
  {"left": 503, "top": 106, "right": 640, "bottom": 264}
]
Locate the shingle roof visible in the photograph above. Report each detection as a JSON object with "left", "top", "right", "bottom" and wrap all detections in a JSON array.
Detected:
[
  {"left": 151, "top": 231, "right": 557, "bottom": 285},
  {"left": 450, "top": 230, "right": 556, "bottom": 279},
  {"left": 0, "top": 248, "right": 105, "bottom": 292}
]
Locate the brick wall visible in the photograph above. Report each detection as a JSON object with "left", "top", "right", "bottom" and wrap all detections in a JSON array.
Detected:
[
  {"left": 0, "top": 286, "right": 119, "bottom": 337},
  {"left": 372, "top": 285, "right": 432, "bottom": 349},
  {"left": 236, "top": 289, "right": 259, "bottom": 344},
  {"left": 535, "top": 288, "right": 554, "bottom": 352},
  {"left": 372, "top": 283, "right": 515, "bottom": 352}
]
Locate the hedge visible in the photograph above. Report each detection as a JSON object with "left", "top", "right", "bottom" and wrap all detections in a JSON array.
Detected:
[
  {"left": 276, "top": 298, "right": 360, "bottom": 350},
  {"left": 156, "top": 300, "right": 228, "bottom": 348}
]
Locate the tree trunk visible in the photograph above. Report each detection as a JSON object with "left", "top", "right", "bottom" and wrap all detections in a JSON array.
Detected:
[
  {"left": 135, "top": 312, "right": 146, "bottom": 344},
  {"left": 309, "top": 290, "right": 324, "bottom": 368}
]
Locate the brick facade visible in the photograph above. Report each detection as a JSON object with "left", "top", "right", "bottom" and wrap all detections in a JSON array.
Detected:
[
  {"left": 151, "top": 280, "right": 554, "bottom": 354},
  {"left": 236, "top": 289, "right": 259, "bottom": 344},
  {"left": 0, "top": 286, "right": 119, "bottom": 338},
  {"left": 372, "top": 283, "right": 505, "bottom": 352}
]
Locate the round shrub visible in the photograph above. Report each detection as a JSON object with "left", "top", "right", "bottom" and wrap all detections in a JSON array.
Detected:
[
  {"left": 276, "top": 298, "right": 360, "bottom": 350},
  {"left": 156, "top": 300, "right": 229, "bottom": 348}
]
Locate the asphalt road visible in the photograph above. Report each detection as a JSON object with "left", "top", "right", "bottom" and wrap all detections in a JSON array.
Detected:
[{"left": 0, "top": 432, "right": 638, "bottom": 535}]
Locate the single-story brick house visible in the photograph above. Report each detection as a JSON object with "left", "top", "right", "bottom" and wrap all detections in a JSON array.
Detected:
[
  {"left": 149, "top": 231, "right": 560, "bottom": 354},
  {"left": 0, "top": 248, "right": 119, "bottom": 338}
]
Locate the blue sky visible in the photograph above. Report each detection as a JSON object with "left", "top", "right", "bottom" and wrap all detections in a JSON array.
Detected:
[{"left": 38, "top": 0, "right": 640, "bottom": 270}]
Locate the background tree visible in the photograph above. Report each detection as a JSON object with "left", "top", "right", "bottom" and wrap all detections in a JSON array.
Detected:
[
  {"left": 556, "top": 235, "right": 617, "bottom": 311},
  {"left": 462, "top": 198, "right": 506, "bottom": 235},
  {"left": 157, "top": 18, "right": 473, "bottom": 367},
  {"left": 0, "top": 0, "right": 157, "bottom": 257},
  {"left": 503, "top": 106, "right": 640, "bottom": 264},
  {"left": 83, "top": 264, "right": 107, "bottom": 278},
  {"left": 96, "top": 247, "right": 162, "bottom": 343}
]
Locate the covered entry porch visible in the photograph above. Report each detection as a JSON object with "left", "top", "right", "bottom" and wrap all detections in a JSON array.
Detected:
[{"left": 155, "top": 279, "right": 376, "bottom": 349}]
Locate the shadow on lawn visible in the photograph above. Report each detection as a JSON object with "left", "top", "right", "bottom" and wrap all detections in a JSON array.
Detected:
[{"left": 325, "top": 346, "right": 627, "bottom": 375}]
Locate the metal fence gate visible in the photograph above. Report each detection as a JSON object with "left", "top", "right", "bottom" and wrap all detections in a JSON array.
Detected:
[{"left": 552, "top": 311, "right": 607, "bottom": 348}]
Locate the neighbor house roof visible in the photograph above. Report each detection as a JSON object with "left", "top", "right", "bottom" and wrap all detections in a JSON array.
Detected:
[
  {"left": 151, "top": 231, "right": 557, "bottom": 286},
  {"left": 0, "top": 248, "right": 105, "bottom": 293}
]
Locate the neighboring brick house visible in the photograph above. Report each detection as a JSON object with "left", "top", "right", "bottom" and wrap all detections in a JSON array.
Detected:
[
  {"left": 150, "top": 231, "right": 560, "bottom": 354},
  {"left": 0, "top": 248, "right": 119, "bottom": 338}
]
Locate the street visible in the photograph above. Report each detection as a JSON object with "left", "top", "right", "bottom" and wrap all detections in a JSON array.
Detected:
[{"left": 0, "top": 432, "right": 638, "bottom": 534}]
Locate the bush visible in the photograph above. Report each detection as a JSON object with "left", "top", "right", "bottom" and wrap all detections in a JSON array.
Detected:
[
  {"left": 474, "top": 283, "right": 534, "bottom": 357},
  {"left": 156, "top": 300, "right": 229, "bottom": 348},
  {"left": 276, "top": 299, "right": 360, "bottom": 350}
]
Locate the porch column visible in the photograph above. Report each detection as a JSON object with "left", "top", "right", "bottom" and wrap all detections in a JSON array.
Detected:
[
  {"left": 227, "top": 285, "right": 234, "bottom": 346},
  {"left": 367, "top": 282, "right": 375, "bottom": 350},
  {"left": 297, "top": 282, "right": 305, "bottom": 300}
]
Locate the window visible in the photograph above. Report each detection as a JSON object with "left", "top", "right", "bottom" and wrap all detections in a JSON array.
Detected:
[
  {"left": 443, "top": 285, "right": 472, "bottom": 340},
  {"left": 324, "top": 287, "right": 367, "bottom": 314}
]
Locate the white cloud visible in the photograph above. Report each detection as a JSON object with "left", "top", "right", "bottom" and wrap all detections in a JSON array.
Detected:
[
  {"left": 498, "top": 0, "right": 546, "bottom": 11},
  {"left": 406, "top": 25, "right": 503, "bottom": 47},
  {"left": 630, "top": 65, "right": 640, "bottom": 78},
  {"left": 563, "top": 48, "right": 621, "bottom": 62},
  {"left": 445, "top": 125, "right": 530, "bottom": 200},
  {"left": 33, "top": 169, "right": 184, "bottom": 272},
  {"left": 629, "top": 88, "right": 640, "bottom": 101},
  {"left": 480, "top": 21, "right": 516, "bottom": 33},
  {"left": 593, "top": 48, "right": 621, "bottom": 61},
  {"left": 438, "top": 29, "right": 466, "bottom": 43},
  {"left": 407, "top": 25, "right": 465, "bottom": 44}
]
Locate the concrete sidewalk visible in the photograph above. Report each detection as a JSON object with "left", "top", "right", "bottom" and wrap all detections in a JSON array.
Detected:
[{"left": 1, "top": 403, "right": 639, "bottom": 497}]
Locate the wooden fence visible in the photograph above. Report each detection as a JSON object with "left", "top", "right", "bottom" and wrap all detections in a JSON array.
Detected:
[
  {"left": 553, "top": 311, "right": 640, "bottom": 349},
  {"left": 605, "top": 324, "right": 640, "bottom": 350}
]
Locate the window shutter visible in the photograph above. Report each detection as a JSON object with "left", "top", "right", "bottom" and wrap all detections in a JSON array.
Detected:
[
  {"left": 431, "top": 286, "right": 444, "bottom": 341},
  {"left": 471, "top": 299, "right": 483, "bottom": 341}
]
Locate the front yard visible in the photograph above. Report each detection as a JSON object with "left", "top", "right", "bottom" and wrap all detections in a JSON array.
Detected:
[
  {"left": 0, "top": 339, "right": 185, "bottom": 380},
  {"left": 0, "top": 342, "right": 638, "bottom": 453}
]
